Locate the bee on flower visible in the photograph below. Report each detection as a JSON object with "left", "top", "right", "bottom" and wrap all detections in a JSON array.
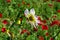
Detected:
[{"left": 24, "top": 8, "right": 43, "bottom": 27}]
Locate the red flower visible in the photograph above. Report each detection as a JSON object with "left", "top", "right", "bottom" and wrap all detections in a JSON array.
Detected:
[
  {"left": 58, "top": 21, "right": 60, "bottom": 26},
  {"left": 52, "top": 15, "right": 57, "bottom": 18},
  {"left": 37, "top": 16, "right": 46, "bottom": 25},
  {"left": 57, "top": 9, "right": 60, "bottom": 13},
  {"left": 50, "top": 20, "right": 59, "bottom": 26},
  {"left": 48, "top": 4, "right": 53, "bottom": 7},
  {"left": 46, "top": 32, "right": 49, "bottom": 36},
  {"left": 42, "top": 25, "right": 48, "bottom": 30},
  {"left": 42, "top": 20, "right": 46, "bottom": 24},
  {"left": 21, "top": 29, "right": 30, "bottom": 35},
  {"left": 6, "top": 0, "right": 11, "bottom": 3},
  {"left": 33, "top": 27, "right": 38, "bottom": 31},
  {"left": 21, "top": 29, "right": 28, "bottom": 34},
  {"left": 27, "top": 3, "right": 30, "bottom": 7},
  {"left": 39, "top": 36, "right": 44, "bottom": 40},
  {"left": 2, "top": 20, "right": 8, "bottom": 25},
  {"left": 22, "top": 1, "right": 26, "bottom": 5},
  {"left": 18, "top": 4, "right": 20, "bottom": 7},
  {"left": 20, "top": 18, "right": 23, "bottom": 21},
  {"left": 56, "top": 0, "right": 60, "bottom": 2},
  {"left": 0, "top": 13, "right": 2, "bottom": 18},
  {"left": 27, "top": 31, "right": 30, "bottom": 35},
  {"left": 1, "top": 28, "right": 6, "bottom": 32},
  {"left": 37, "top": 16, "right": 41, "bottom": 21},
  {"left": 50, "top": 37, "right": 54, "bottom": 40}
]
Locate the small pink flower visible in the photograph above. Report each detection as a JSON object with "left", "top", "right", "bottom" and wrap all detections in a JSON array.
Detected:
[
  {"left": 38, "top": 21, "right": 44, "bottom": 26},
  {"left": 37, "top": 16, "right": 44, "bottom": 25}
]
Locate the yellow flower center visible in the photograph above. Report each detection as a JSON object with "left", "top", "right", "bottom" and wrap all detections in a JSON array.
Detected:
[
  {"left": 29, "top": 16, "right": 34, "bottom": 21},
  {"left": 28, "top": 14, "right": 36, "bottom": 22}
]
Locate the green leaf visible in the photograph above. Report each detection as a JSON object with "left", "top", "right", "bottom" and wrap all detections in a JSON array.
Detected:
[{"left": 26, "top": 35, "right": 38, "bottom": 40}]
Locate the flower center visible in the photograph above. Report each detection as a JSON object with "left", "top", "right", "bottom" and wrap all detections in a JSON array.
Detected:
[
  {"left": 28, "top": 14, "right": 35, "bottom": 22},
  {"left": 29, "top": 16, "right": 34, "bottom": 21}
]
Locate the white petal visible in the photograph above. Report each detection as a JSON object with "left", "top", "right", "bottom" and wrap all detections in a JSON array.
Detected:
[
  {"left": 30, "top": 8, "right": 35, "bottom": 15},
  {"left": 36, "top": 22, "right": 38, "bottom": 26},
  {"left": 24, "top": 9, "right": 29, "bottom": 17}
]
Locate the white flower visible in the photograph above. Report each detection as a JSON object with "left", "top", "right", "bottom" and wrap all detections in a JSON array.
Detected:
[{"left": 24, "top": 8, "right": 41, "bottom": 27}]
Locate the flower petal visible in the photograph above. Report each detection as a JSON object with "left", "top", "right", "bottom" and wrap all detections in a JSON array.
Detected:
[
  {"left": 30, "top": 8, "right": 35, "bottom": 15},
  {"left": 24, "top": 9, "right": 29, "bottom": 17}
]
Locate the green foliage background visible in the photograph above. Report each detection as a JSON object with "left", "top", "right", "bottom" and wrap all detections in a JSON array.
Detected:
[{"left": 0, "top": 0, "right": 60, "bottom": 40}]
